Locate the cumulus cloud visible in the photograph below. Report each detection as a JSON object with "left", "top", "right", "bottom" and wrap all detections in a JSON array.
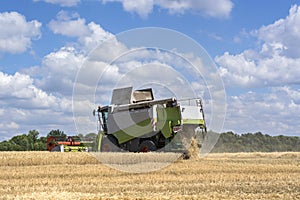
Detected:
[
  {"left": 48, "top": 11, "right": 113, "bottom": 52},
  {"left": 213, "top": 5, "right": 300, "bottom": 136},
  {"left": 0, "top": 106, "right": 75, "bottom": 140},
  {"left": 102, "top": 0, "right": 233, "bottom": 18},
  {"left": 254, "top": 5, "right": 300, "bottom": 58},
  {"left": 35, "top": 46, "right": 85, "bottom": 96},
  {"left": 33, "top": 0, "right": 80, "bottom": 7},
  {"left": 225, "top": 87, "right": 300, "bottom": 135},
  {"left": 0, "top": 71, "right": 75, "bottom": 139},
  {"left": 216, "top": 51, "right": 300, "bottom": 88},
  {"left": 216, "top": 5, "right": 300, "bottom": 88},
  {"left": 0, "top": 12, "right": 41, "bottom": 54},
  {"left": 3, "top": 12, "right": 122, "bottom": 137},
  {"left": 24, "top": 11, "right": 117, "bottom": 98},
  {"left": 18, "top": 14, "right": 119, "bottom": 136},
  {"left": 0, "top": 71, "right": 67, "bottom": 110},
  {"left": 48, "top": 12, "right": 89, "bottom": 37}
]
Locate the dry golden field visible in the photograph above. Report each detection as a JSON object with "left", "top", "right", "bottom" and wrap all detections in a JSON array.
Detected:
[{"left": 0, "top": 151, "right": 299, "bottom": 199}]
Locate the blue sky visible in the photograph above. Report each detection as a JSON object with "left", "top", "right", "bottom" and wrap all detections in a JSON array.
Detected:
[{"left": 0, "top": 0, "right": 300, "bottom": 140}]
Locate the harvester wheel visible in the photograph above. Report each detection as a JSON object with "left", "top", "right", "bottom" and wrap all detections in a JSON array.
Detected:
[
  {"left": 101, "top": 135, "right": 120, "bottom": 152},
  {"left": 139, "top": 140, "right": 157, "bottom": 152}
]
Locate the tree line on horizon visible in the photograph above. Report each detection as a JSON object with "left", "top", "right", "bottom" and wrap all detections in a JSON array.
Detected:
[
  {"left": 0, "top": 129, "right": 68, "bottom": 151},
  {"left": 211, "top": 131, "right": 300, "bottom": 153},
  {"left": 0, "top": 130, "right": 299, "bottom": 152}
]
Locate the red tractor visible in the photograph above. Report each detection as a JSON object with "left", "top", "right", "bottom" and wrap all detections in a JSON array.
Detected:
[{"left": 46, "top": 136, "right": 87, "bottom": 152}]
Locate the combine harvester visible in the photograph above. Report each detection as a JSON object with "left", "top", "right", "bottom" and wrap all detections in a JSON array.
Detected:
[{"left": 94, "top": 87, "right": 207, "bottom": 158}]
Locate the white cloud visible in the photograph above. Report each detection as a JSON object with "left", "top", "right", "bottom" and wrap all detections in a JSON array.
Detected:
[
  {"left": 28, "top": 11, "right": 116, "bottom": 97},
  {"left": 274, "top": 86, "right": 300, "bottom": 104},
  {"left": 214, "top": 5, "right": 300, "bottom": 136},
  {"left": 216, "top": 5, "right": 300, "bottom": 88},
  {"left": 116, "top": 0, "right": 154, "bottom": 19},
  {"left": 48, "top": 11, "right": 113, "bottom": 53},
  {"left": 0, "top": 71, "right": 66, "bottom": 110},
  {"left": 216, "top": 51, "right": 300, "bottom": 88},
  {"left": 11, "top": 14, "right": 121, "bottom": 137},
  {"left": 102, "top": 0, "right": 233, "bottom": 18},
  {"left": 0, "top": 71, "right": 76, "bottom": 139},
  {"left": 190, "top": 0, "right": 233, "bottom": 18},
  {"left": 224, "top": 87, "right": 300, "bottom": 136},
  {"left": 48, "top": 15, "right": 89, "bottom": 37},
  {"left": 0, "top": 106, "right": 76, "bottom": 139},
  {"left": 19, "top": 13, "right": 119, "bottom": 137},
  {"left": 25, "top": 46, "right": 85, "bottom": 96},
  {"left": 33, "top": 0, "right": 80, "bottom": 7},
  {"left": 0, "top": 122, "right": 19, "bottom": 130},
  {"left": 253, "top": 5, "right": 300, "bottom": 58},
  {"left": 32, "top": 11, "right": 117, "bottom": 97},
  {"left": 0, "top": 12, "right": 41, "bottom": 54},
  {"left": 78, "top": 22, "right": 115, "bottom": 53}
]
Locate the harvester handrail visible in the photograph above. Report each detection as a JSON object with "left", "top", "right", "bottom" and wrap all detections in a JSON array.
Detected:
[
  {"left": 177, "top": 97, "right": 202, "bottom": 101},
  {"left": 111, "top": 97, "right": 177, "bottom": 112},
  {"left": 177, "top": 97, "right": 202, "bottom": 106}
]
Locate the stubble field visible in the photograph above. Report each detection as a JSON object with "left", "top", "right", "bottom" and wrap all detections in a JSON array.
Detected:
[{"left": 0, "top": 151, "right": 299, "bottom": 199}]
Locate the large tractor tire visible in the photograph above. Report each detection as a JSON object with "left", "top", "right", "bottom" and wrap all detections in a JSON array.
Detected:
[{"left": 139, "top": 140, "right": 157, "bottom": 152}]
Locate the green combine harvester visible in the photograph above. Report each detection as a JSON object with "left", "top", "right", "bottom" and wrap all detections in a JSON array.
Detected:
[{"left": 94, "top": 87, "right": 207, "bottom": 156}]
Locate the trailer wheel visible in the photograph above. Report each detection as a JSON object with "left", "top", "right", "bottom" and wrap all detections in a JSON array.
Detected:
[
  {"left": 50, "top": 145, "right": 61, "bottom": 152},
  {"left": 139, "top": 140, "right": 157, "bottom": 152},
  {"left": 46, "top": 136, "right": 57, "bottom": 151}
]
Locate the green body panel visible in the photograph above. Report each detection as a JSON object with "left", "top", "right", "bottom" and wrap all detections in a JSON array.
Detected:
[
  {"left": 157, "top": 106, "right": 181, "bottom": 138},
  {"left": 183, "top": 119, "right": 205, "bottom": 125},
  {"left": 113, "top": 118, "right": 153, "bottom": 144},
  {"left": 98, "top": 132, "right": 103, "bottom": 151},
  {"left": 63, "top": 145, "right": 86, "bottom": 152},
  {"left": 111, "top": 106, "right": 181, "bottom": 144}
]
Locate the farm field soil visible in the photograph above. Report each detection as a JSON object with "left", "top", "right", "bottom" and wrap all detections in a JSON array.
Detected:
[{"left": 0, "top": 152, "right": 299, "bottom": 199}]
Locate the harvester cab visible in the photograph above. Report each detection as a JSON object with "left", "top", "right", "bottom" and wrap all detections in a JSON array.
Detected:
[{"left": 94, "top": 87, "right": 206, "bottom": 154}]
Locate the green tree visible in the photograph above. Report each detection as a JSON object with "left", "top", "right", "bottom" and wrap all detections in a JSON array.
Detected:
[
  {"left": 39, "top": 136, "right": 47, "bottom": 144},
  {"left": 33, "top": 141, "right": 46, "bottom": 151},
  {"left": 27, "top": 130, "right": 39, "bottom": 150},
  {"left": 10, "top": 134, "right": 29, "bottom": 151},
  {"left": 0, "top": 141, "right": 13, "bottom": 151},
  {"left": 212, "top": 132, "right": 300, "bottom": 153}
]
